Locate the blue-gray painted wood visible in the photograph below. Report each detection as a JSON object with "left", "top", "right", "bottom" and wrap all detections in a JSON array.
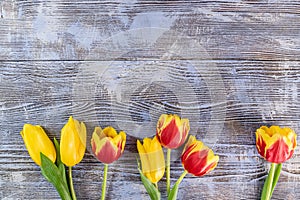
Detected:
[{"left": 1, "top": 1, "right": 300, "bottom": 199}]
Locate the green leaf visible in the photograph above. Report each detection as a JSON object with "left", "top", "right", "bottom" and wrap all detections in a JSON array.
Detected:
[
  {"left": 54, "top": 138, "right": 62, "bottom": 166},
  {"left": 168, "top": 182, "right": 179, "bottom": 200},
  {"left": 168, "top": 171, "right": 187, "bottom": 200},
  {"left": 54, "top": 138, "right": 68, "bottom": 187},
  {"left": 40, "top": 153, "right": 72, "bottom": 200},
  {"left": 137, "top": 159, "right": 160, "bottom": 200}
]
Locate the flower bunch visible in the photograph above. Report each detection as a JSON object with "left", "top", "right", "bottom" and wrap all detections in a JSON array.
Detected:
[
  {"left": 21, "top": 114, "right": 297, "bottom": 199},
  {"left": 20, "top": 116, "right": 86, "bottom": 200},
  {"left": 255, "top": 126, "right": 297, "bottom": 200},
  {"left": 137, "top": 114, "right": 219, "bottom": 200},
  {"left": 20, "top": 116, "right": 126, "bottom": 200}
]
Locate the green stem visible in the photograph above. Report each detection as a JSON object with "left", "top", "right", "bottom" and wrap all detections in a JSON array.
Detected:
[
  {"left": 176, "top": 170, "right": 188, "bottom": 186},
  {"left": 261, "top": 163, "right": 276, "bottom": 200},
  {"left": 68, "top": 166, "right": 77, "bottom": 200},
  {"left": 271, "top": 163, "right": 282, "bottom": 196},
  {"left": 166, "top": 149, "right": 171, "bottom": 195},
  {"left": 101, "top": 164, "right": 108, "bottom": 200},
  {"left": 167, "top": 170, "right": 188, "bottom": 200}
]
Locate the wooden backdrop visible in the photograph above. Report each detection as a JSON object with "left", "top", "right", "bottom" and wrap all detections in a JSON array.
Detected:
[{"left": 1, "top": 0, "right": 300, "bottom": 199}]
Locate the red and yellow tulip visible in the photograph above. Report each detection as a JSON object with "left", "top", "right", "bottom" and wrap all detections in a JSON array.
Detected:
[
  {"left": 156, "top": 114, "right": 190, "bottom": 149},
  {"left": 181, "top": 135, "right": 219, "bottom": 176},
  {"left": 20, "top": 124, "right": 56, "bottom": 166},
  {"left": 137, "top": 136, "right": 165, "bottom": 184},
  {"left": 91, "top": 126, "right": 126, "bottom": 164},
  {"left": 60, "top": 116, "right": 86, "bottom": 167},
  {"left": 256, "top": 125, "right": 297, "bottom": 163}
]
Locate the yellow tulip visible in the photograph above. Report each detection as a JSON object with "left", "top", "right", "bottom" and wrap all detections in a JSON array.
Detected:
[
  {"left": 60, "top": 116, "right": 86, "bottom": 166},
  {"left": 137, "top": 136, "right": 165, "bottom": 184},
  {"left": 20, "top": 124, "right": 56, "bottom": 166}
]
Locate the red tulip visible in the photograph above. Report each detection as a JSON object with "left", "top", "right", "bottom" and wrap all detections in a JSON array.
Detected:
[
  {"left": 256, "top": 126, "right": 297, "bottom": 163},
  {"left": 156, "top": 114, "right": 190, "bottom": 149},
  {"left": 181, "top": 135, "right": 219, "bottom": 176}
]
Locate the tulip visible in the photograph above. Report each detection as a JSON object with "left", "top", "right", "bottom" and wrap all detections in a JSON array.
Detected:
[
  {"left": 156, "top": 114, "right": 190, "bottom": 194},
  {"left": 156, "top": 114, "right": 190, "bottom": 149},
  {"left": 181, "top": 135, "right": 219, "bottom": 176},
  {"left": 256, "top": 125, "right": 297, "bottom": 164},
  {"left": 20, "top": 124, "right": 56, "bottom": 166},
  {"left": 256, "top": 126, "right": 297, "bottom": 200},
  {"left": 60, "top": 116, "right": 86, "bottom": 167},
  {"left": 167, "top": 135, "right": 219, "bottom": 200},
  {"left": 91, "top": 126, "right": 126, "bottom": 164},
  {"left": 91, "top": 126, "right": 126, "bottom": 200},
  {"left": 60, "top": 116, "right": 86, "bottom": 200},
  {"left": 137, "top": 136, "right": 165, "bottom": 184}
]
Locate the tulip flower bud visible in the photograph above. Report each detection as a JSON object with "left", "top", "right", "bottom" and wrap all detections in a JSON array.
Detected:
[
  {"left": 20, "top": 124, "right": 56, "bottom": 166},
  {"left": 156, "top": 114, "right": 190, "bottom": 149},
  {"left": 60, "top": 116, "right": 86, "bottom": 167},
  {"left": 137, "top": 136, "right": 165, "bottom": 184},
  {"left": 91, "top": 126, "right": 126, "bottom": 164},
  {"left": 256, "top": 126, "right": 297, "bottom": 163},
  {"left": 181, "top": 135, "right": 219, "bottom": 176}
]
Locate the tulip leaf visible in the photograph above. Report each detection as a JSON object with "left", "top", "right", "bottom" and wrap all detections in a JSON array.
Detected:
[
  {"left": 137, "top": 160, "right": 160, "bottom": 200},
  {"left": 54, "top": 138, "right": 62, "bottom": 166},
  {"left": 138, "top": 168, "right": 161, "bottom": 200},
  {"left": 40, "top": 153, "right": 72, "bottom": 200},
  {"left": 54, "top": 138, "right": 68, "bottom": 187},
  {"left": 168, "top": 170, "right": 187, "bottom": 200},
  {"left": 168, "top": 182, "right": 179, "bottom": 200}
]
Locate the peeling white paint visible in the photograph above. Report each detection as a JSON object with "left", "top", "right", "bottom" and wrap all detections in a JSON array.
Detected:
[
  {"left": 67, "top": 22, "right": 97, "bottom": 50},
  {"left": 33, "top": 11, "right": 58, "bottom": 43},
  {"left": 130, "top": 12, "right": 176, "bottom": 29},
  {"left": 11, "top": 171, "right": 26, "bottom": 182}
]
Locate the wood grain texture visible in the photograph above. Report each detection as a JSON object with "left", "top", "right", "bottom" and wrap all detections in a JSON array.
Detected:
[{"left": 1, "top": 0, "right": 300, "bottom": 199}]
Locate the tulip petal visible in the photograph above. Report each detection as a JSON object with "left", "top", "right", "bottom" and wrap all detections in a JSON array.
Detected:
[
  {"left": 256, "top": 131, "right": 267, "bottom": 158},
  {"left": 21, "top": 124, "right": 56, "bottom": 166},
  {"left": 95, "top": 138, "right": 120, "bottom": 164},
  {"left": 102, "top": 126, "right": 118, "bottom": 138},
  {"left": 148, "top": 137, "right": 165, "bottom": 182},
  {"left": 119, "top": 131, "right": 126, "bottom": 151},
  {"left": 60, "top": 116, "right": 86, "bottom": 166},
  {"left": 266, "top": 138, "right": 291, "bottom": 163},
  {"left": 183, "top": 150, "right": 207, "bottom": 176},
  {"left": 137, "top": 140, "right": 146, "bottom": 154},
  {"left": 143, "top": 138, "right": 153, "bottom": 152},
  {"left": 159, "top": 118, "right": 181, "bottom": 148},
  {"left": 137, "top": 136, "right": 165, "bottom": 183}
]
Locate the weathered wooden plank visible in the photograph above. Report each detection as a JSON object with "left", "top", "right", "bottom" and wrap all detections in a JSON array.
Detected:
[
  {"left": 2, "top": 0, "right": 300, "bottom": 199},
  {"left": 0, "top": 1, "right": 300, "bottom": 61}
]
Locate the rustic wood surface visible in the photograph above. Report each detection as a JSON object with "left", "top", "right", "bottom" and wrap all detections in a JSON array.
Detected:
[{"left": 1, "top": 0, "right": 300, "bottom": 199}]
